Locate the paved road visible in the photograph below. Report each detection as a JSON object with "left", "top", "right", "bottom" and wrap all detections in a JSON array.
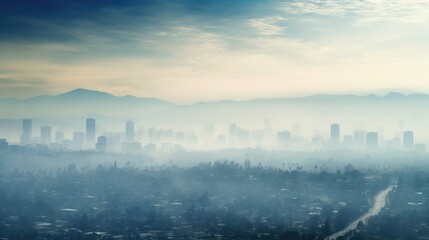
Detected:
[{"left": 325, "top": 185, "right": 395, "bottom": 240}]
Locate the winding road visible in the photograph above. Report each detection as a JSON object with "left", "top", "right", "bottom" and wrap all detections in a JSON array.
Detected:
[{"left": 325, "top": 185, "right": 395, "bottom": 240}]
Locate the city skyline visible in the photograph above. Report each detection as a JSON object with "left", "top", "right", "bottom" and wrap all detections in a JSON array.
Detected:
[
  {"left": 1, "top": 117, "right": 422, "bottom": 154},
  {"left": 1, "top": 1, "right": 429, "bottom": 103}
]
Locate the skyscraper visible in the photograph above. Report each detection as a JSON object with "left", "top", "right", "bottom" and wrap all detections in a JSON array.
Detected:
[
  {"left": 403, "top": 131, "right": 414, "bottom": 151},
  {"left": 125, "top": 120, "right": 135, "bottom": 142},
  {"left": 330, "top": 123, "right": 340, "bottom": 144},
  {"left": 21, "top": 119, "right": 32, "bottom": 145},
  {"left": 366, "top": 132, "right": 378, "bottom": 150},
  {"left": 86, "top": 118, "right": 96, "bottom": 149},
  {"left": 40, "top": 126, "right": 52, "bottom": 145}
]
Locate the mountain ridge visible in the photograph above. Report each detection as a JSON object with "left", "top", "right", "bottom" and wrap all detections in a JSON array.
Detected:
[
  {"left": 2, "top": 88, "right": 428, "bottom": 105},
  {"left": 1, "top": 88, "right": 429, "bottom": 119}
]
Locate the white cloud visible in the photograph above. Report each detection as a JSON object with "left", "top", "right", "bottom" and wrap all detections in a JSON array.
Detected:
[
  {"left": 282, "top": 0, "right": 429, "bottom": 26},
  {"left": 248, "top": 16, "right": 288, "bottom": 35}
]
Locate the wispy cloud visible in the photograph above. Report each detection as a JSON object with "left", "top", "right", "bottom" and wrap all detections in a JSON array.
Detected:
[
  {"left": 248, "top": 16, "right": 288, "bottom": 35},
  {"left": 282, "top": 0, "right": 429, "bottom": 26},
  {"left": 1, "top": 0, "right": 429, "bottom": 101}
]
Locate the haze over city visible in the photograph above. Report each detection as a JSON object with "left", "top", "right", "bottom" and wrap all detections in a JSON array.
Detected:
[{"left": 1, "top": 1, "right": 429, "bottom": 240}]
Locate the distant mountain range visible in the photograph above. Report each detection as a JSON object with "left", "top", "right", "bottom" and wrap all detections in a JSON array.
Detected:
[
  {"left": 0, "top": 88, "right": 175, "bottom": 119},
  {"left": 1, "top": 88, "right": 429, "bottom": 123}
]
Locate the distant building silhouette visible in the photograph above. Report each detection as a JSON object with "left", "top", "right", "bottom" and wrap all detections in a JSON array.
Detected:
[
  {"left": 21, "top": 119, "right": 32, "bottom": 145},
  {"left": 104, "top": 133, "right": 121, "bottom": 152},
  {"left": 55, "top": 131, "right": 64, "bottom": 144},
  {"left": 330, "top": 123, "right": 340, "bottom": 144},
  {"left": 366, "top": 132, "right": 378, "bottom": 150},
  {"left": 238, "top": 129, "right": 250, "bottom": 145},
  {"left": 123, "top": 141, "right": 142, "bottom": 154},
  {"left": 0, "top": 138, "right": 8, "bottom": 152},
  {"left": 216, "top": 134, "right": 226, "bottom": 145},
  {"left": 86, "top": 118, "right": 96, "bottom": 149},
  {"left": 40, "top": 126, "right": 52, "bottom": 145},
  {"left": 73, "top": 132, "right": 85, "bottom": 150},
  {"left": 344, "top": 135, "right": 353, "bottom": 145},
  {"left": 291, "top": 122, "right": 301, "bottom": 138},
  {"left": 415, "top": 143, "right": 426, "bottom": 152},
  {"left": 125, "top": 121, "right": 135, "bottom": 142},
  {"left": 143, "top": 143, "right": 156, "bottom": 152},
  {"left": 264, "top": 119, "right": 274, "bottom": 144},
  {"left": 277, "top": 131, "right": 291, "bottom": 145},
  {"left": 229, "top": 123, "right": 238, "bottom": 144},
  {"left": 96, "top": 136, "right": 107, "bottom": 152},
  {"left": 403, "top": 131, "right": 414, "bottom": 151},
  {"left": 353, "top": 130, "right": 366, "bottom": 147}
]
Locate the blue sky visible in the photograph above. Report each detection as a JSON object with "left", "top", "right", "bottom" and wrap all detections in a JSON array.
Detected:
[{"left": 1, "top": 0, "right": 428, "bottom": 103}]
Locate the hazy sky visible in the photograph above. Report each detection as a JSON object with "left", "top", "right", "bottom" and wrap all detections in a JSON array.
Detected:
[{"left": 1, "top": 0, "right": 428, "bottom": 103}]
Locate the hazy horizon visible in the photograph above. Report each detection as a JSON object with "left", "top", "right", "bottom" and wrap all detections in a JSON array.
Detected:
[{"left": 1, "top": 87, "right": 428, "bottom": 104}]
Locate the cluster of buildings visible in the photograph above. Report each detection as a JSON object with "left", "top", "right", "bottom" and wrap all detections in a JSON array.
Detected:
[
  {"left": 325, "top": 123, "right": 423, "bottom": 152},
  {"left": 7, "top": 119, "right": 147, "bottom": 154},
  {"left": 0, "top": 119, "right": 426, "bottom": 154}
]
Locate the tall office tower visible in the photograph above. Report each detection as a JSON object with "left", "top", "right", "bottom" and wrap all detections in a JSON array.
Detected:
[
  {"left": 40, "top": 126, "right": 52, "bottom": 145},
  {"left": 86, "top": 118, "right": 96, "bottom": 149},
  {"left": 125, "top": 120, "right": 135, "bottom": 142},
  {"left": 330, "top": 123, "right": 340, "bottom": 144},
  {"left": 403, "top": 131, "right": 414, "bottom": 151},
  {"left": 21, "top": 119, "right": 32, "bottom": 145},
  {"left": 366, "top": 132, "right": 378, "bottom": 150}
]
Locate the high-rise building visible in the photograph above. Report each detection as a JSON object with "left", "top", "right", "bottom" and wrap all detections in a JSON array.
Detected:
[
  {"left": 330, "top": 123, "right": 340, "bottom": 144},
  {"left": 86, "top": 118, "right": 96, "bottom": 149},
  {"left": 40, "top": 126, "right": 52, "bottom": 145},
  {"left": 96, "top": 136, "right": 107, "bottom": 152},
  {"left": 366, "top": 132, "right": 378, "bottom": 150},
  {"left": 125, "top": 120, "right": 135, "bottom": 142},
  {"left": 21, "top": 119, "right": 32, "bottom": 145},
  {"left": 403, "top": 131, "right": 414, "bottom": 151}
]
